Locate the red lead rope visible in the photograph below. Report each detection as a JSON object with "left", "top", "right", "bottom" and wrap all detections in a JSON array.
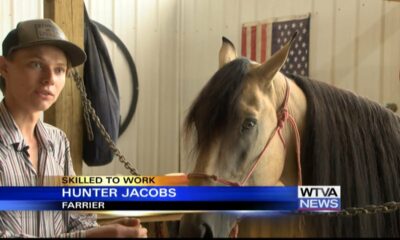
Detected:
[{"left": 188, "top": 77, "right": 302, "bottom": 186}]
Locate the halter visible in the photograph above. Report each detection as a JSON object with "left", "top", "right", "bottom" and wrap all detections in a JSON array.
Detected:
[{"left": 187, "top": 77, "right": 303, "bottom": 186}]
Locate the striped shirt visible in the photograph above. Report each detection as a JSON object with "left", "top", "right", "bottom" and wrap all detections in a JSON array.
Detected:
[{"left": 0, "top": 101, "right": 98, "bottom": 238}]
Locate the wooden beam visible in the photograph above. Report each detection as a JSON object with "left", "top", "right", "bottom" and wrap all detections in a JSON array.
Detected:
[{"left": 43, "top": 0, "right": 84, "bottom": 175}]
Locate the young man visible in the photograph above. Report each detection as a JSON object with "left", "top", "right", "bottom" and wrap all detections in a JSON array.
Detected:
[{"left": 0, "top": 19, "right": 147, "bottom": 238}]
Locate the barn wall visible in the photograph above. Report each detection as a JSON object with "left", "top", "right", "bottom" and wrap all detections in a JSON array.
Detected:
[
  {"left": 178, "top": 0, "right": 400, "bottom": 172},
  {"left": 1, "top": 0, "right": 399, "bottom": 176}
]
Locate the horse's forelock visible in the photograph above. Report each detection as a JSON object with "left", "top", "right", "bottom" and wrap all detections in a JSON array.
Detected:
[{"left": 184, "top": 58, "right": 251, "bottom": 152}]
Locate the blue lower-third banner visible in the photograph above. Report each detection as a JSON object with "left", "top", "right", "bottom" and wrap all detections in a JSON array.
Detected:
[{"left": 0, "top": 186, "right": 340, "bottom": 211}]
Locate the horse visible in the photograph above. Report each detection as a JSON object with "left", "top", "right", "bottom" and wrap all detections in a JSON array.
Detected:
[{"left": 178, "top": 33, "right": 400, "bottom": 237}]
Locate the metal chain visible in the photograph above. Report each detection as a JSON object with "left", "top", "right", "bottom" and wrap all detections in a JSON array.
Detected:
[
  {"left": 297, "top": 201, "right": 400, "bottom": 217},
  {"left": 70, "top": 69, "right": 140, "bottom": 176},
  {"left": 70, "top": 70, "right": 400, "bottom": 216}
]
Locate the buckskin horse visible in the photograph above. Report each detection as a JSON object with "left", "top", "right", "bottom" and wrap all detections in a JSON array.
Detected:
[{"left": 178, "top": 33, "right": 400, "bottom": 237}]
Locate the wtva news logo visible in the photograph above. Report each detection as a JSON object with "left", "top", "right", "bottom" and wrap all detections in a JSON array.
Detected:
[{"left": 298, "top": 186, "right": 341, "bottom": 212}]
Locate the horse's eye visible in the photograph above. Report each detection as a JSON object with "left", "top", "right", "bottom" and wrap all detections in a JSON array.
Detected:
[{"left": 241, "top": 118, "right": 257, "bottom": 133}]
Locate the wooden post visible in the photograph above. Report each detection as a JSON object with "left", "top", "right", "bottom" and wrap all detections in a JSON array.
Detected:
[{"left": 43, "top": 0, "right": 84, "bottom": 175}]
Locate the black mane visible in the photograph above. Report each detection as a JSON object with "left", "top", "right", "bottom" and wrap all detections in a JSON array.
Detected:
[{"left": 290, "top": 73, "right": 400, "bottom": 237}]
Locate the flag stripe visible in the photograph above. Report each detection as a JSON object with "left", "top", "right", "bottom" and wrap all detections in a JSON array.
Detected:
[
  {"left": 250, "top": 26, "right": 257, "bottom": 61},
  {"left": 241, "top": 26, "right": 247, "bottom": 57},
  {"left": 266, "top": 24, "right": 273, "bottom": 60},
  {"left": 246, "top": 27, "right": 251, "bottom": 58},
  {"left": 261, "top": 23, "right": 267, "bottom": 63}
]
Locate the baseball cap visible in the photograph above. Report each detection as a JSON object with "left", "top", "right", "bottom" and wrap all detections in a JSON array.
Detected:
[{"left": 2, "top": 18, "right": 86, "bottom": 67}]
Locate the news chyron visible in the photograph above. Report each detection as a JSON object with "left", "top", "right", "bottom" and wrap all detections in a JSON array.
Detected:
[{"left": 298, "top": 186, "right": 341, "bottom": 212}]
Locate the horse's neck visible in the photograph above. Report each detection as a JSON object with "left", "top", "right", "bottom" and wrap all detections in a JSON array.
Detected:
[{"left": 272, "top": 73, "right": 307, "bottom": 186}]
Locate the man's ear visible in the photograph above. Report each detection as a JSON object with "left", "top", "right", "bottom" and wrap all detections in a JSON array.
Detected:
[{"left": 219, "top": 37, "right": 237, "bottom": 68}]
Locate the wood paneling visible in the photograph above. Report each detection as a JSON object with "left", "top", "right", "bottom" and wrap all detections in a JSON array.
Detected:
[{"left": 43, "top": 0, "right": 85, "bottom": 174}]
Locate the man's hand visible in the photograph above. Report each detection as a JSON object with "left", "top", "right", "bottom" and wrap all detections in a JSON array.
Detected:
[
  {"left": 86, "top": 217, "right": 148, "bottom": 238},
  {"left": 229, "top": 222, "right": 239, "bottom": 238}
]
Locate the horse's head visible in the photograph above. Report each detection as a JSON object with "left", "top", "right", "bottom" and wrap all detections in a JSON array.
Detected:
[
  {"left": 185, "top": 33, "right": 299, "bottom": 187},
  {"left": 179, "top": 33, "right": 307, "bottom": 237}
]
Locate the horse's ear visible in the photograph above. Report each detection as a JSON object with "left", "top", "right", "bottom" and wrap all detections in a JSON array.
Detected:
[
  {"left": 257, "top": 32, "right": 297, "bottom": 83},
  {"left": 219, "top": 37, "right": 237, "bottom": 68}
]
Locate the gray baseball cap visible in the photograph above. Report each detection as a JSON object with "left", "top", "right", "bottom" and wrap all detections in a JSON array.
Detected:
[{"left": 2, "top": 18, "right": 86, "bottom": 67}]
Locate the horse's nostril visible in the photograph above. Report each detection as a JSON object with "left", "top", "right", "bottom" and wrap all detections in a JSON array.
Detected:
[{"left": 202, "top": 223, "right": 214, "bottom": 238}]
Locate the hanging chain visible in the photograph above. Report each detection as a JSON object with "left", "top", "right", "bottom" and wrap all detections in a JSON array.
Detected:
[
  {"left": 70, "top": 69, "right": 140, "bottom": 176},
  {"left": 297, "top": 201, "right": 400, "bottom": 217}
]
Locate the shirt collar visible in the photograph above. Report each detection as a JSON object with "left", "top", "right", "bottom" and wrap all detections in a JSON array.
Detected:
[
  {"left": 35, "top": 118, "right": 54, "bottom": 151},
  {"left": 0, "top": 100, "right": 53, "bottom": 151}
]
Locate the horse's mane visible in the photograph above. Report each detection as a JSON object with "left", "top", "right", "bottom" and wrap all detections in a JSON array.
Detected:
[
  {"left": 184, "top": 58, "right": 250, "bottom": 152},
  {"left": 290, "top": 73, "right": 400, "bottom": 237}
]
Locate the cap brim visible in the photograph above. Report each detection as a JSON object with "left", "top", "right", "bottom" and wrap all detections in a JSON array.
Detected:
[{"left": 9, "top": 40, "right": 86, "bottom": 67}]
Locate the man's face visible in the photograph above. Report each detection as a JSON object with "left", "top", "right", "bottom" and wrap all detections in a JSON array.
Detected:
[{"left": 1, "top": 45, "right": 68, "bottom": 113}]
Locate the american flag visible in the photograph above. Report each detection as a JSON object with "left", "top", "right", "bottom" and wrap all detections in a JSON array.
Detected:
[{"left": 241, "top": 15, "right": 310, "bottom": 76}]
